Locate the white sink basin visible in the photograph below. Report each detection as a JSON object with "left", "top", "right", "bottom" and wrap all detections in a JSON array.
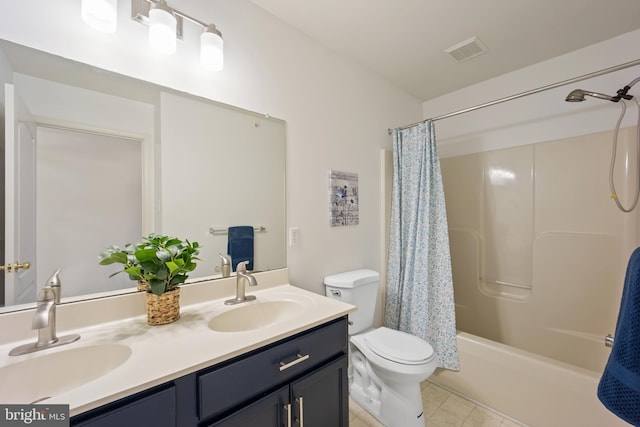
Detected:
[
  {"left": 0, "top": 344, "right": 132, "bottom": 404},
  {"left": 208, "top": 300, "right": 307, "bottom": 332}
]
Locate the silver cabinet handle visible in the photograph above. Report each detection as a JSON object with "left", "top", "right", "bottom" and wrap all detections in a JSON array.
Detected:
[
  {"left": 279, "top": 353, "right": 310, "bottom": 371},
  {"left": 296, "top": 397, "right": 304, "bottom": 427},
  {"left": 284, "top": 403, "right": 291, "bottom": 427}
]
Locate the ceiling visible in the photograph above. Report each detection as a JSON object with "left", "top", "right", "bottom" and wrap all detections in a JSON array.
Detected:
[{"left": 250, "top": 0, "right": 640, "bottom": 102}]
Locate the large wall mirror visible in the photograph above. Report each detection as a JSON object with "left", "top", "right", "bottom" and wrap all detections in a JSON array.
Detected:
[{"left": 0, "top": 39, "right": 286, "bottom": 313}]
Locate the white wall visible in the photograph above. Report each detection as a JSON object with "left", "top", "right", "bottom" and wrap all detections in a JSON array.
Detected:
[
  {"left": 0, "top": 0, "right": 422, "bottom": 295},
  {"left": 424, "top": 29, "right": 640, "bottom": 158}
]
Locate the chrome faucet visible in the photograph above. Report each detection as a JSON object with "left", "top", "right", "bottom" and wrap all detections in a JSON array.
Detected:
[
  {"left": 9, "top": 270, "right": 80, "bottom": 356},
  {"left": 225, "top": 261, "right": 258, "bottom": 305}
]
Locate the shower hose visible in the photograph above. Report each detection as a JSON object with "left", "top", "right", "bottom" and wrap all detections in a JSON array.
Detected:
[{"left": 609, "top": 97, "right": 640, "bottom": 212}]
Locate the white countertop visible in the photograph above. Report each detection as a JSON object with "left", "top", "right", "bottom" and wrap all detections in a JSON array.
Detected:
[{"left": 0, "top": 270, "right": 355, "bottom": 416}]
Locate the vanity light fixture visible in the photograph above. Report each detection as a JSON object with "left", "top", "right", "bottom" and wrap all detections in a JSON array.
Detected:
[
  {"left": 131, "top": 0, "right": 224, "bottom": 69},
  {"left": 82, "top": 0, "right": 224, "bottom": 70},
  {"left": 81, "top": 0, "right": 118, "bottom": 33}
]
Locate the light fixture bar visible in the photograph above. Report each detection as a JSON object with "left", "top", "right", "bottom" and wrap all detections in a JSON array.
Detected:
[{"left": 171, "top": 7, "right": 208, "bottom": 28}]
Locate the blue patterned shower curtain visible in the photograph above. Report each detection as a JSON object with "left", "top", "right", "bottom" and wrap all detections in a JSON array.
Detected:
[{"left": 384, "top": 121, "right": 459, "bottom": 371}]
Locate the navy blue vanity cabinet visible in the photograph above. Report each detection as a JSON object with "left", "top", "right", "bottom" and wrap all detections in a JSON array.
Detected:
[{"left": 70, "top": 316, "right": 348, "bottom": 427}]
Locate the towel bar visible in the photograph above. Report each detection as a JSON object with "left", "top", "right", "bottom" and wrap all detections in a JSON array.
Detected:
[{"left": 209, "top": 226, "right": 266, "bottom": 235}]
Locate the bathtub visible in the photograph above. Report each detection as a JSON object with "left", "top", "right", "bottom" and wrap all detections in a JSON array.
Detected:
[{"left": 430, "top": 332, "right": 630, "bottom": 427}]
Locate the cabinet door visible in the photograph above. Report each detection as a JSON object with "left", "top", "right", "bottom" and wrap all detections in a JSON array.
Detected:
[
  {"left": 207, "top": 385, "right": 289, "bottom": 427},
  {"left": 290, "top": 355, "right": 348, "bottom": 427}
]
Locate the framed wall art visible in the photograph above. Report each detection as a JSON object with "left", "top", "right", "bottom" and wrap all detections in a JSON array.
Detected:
[{"left": 329, "top": 170, "right": 359, "bottom": 227}]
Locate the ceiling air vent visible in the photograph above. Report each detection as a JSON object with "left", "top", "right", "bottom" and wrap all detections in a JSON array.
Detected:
[{"left": 445, "top": 36, "right": 488, "bottom": 62}]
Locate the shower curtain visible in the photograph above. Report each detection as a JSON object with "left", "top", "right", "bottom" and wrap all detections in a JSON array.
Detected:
[{"left": 384, "top": 121, "right": 459, "bottom": 370}]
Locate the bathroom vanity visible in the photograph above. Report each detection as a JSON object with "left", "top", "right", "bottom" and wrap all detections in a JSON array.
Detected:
[
  {"left": 71, "top": 317, "right": 348, "bottom": 427},
  {"left": 0, "top": 270, "right": 354, "bottom": 427}
]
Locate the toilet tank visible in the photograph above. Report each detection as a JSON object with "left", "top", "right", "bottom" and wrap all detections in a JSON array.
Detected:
[{"left": 324, "top": 269, "right": 379, "bottom": 335}]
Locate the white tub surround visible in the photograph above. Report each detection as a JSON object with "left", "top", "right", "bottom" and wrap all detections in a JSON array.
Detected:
[{"left": 0, "top": 269, "right": 356, "bottom": 416}]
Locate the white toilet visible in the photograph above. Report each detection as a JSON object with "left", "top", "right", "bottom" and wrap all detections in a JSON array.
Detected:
[{"left": 324, "top": 269, "right": 437, "bottom": 427}]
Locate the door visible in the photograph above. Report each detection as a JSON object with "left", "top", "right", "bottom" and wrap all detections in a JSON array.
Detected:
[
  {"left": 290, "top": 355, "right": 349, "bottom": 427},
  {"left": 3, "top": 83, "right": 36, "bottom": 306}
]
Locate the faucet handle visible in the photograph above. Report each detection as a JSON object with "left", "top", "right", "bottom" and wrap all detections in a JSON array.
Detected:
[{"left": 236, "top": 260, "right": 249, "bottom": 272}]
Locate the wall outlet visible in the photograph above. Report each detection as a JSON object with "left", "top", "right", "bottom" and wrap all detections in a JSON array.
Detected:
[{"left": 289, "top": 227, "right": 300, "bottom": 246}]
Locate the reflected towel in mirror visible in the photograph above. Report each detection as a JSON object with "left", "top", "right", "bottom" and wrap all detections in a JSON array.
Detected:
[{"left": 228, "top": 226, "right": 254, "bottom": 271}]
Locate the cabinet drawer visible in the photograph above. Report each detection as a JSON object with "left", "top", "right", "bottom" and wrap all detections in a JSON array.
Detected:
[
  {"left": 198, "top": 317, "right": 347, "bottom": 421},
  {"left": 72, "top": 386, "right": 176, "bottom": 427}
]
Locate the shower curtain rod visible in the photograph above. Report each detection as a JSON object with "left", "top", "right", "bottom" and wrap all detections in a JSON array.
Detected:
[{"left": 388, "top": 58, "right": 640, "bottom": 134}]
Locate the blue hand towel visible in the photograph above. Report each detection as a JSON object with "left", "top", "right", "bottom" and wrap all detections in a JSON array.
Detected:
[
  {"left": 227, "top": 226, "right": 254, "bottom": 272},
  {"left": 598, "top": 246, "right": 640, "bottom": 425}
]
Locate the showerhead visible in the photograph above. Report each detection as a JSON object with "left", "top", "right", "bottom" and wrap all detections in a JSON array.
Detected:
[{"left": 565, "top": 89, "right": 616, "bottom": 102}]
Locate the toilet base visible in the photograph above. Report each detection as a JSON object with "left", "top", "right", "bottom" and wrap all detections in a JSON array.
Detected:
[
  {"left": 350, "top": 375, "right": 425, "bottom": 427},
  {"left": 350, "top": 383, "right": 425, "bottom": 427}
]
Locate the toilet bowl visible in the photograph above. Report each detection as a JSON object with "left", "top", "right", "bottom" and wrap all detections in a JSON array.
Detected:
[{"left": 324, "top": 269, "right": 437, "bottom": 427}]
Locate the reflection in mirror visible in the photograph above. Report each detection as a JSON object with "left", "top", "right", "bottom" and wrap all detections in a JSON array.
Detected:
[{"left": 0, "top": 39, "right": 286, "bottom": 313}]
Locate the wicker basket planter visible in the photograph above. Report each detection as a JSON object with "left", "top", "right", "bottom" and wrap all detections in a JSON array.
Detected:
[
  {"left": 146, "top": 288, "right": 180, "bottom": 325},
  {"left": 137, "top": 279, "right": 148, "bottom": 292}
]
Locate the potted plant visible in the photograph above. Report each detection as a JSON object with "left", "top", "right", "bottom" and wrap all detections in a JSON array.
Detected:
[{"left": 99, "top": 233, "right": 200, "bottom": 325}]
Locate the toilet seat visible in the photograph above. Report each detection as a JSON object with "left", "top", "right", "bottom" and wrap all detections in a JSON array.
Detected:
[{"left": 364, "top": 327, "right": 434, "bottom": 365}]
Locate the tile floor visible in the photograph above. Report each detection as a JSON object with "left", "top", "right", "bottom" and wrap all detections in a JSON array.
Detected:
[{"left": 349, "top": 380, "right": 527, "bottom": 427}]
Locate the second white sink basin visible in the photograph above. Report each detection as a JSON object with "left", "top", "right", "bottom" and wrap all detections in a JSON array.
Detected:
[
  {"left": 208, "top": 300, "right": 307, "bottom": 332},
  {"left": 0, "top": 343, "right": 132, "bottom": 404}
]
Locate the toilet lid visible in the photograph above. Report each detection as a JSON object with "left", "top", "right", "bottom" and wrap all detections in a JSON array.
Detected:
[{"left": 364, "top": 327, "right": 434, "bottom": 364}]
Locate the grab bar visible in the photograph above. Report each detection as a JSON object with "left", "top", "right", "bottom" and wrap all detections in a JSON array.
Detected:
[{"left": 605, "top": 334, "right": 614, "bottom": 347}]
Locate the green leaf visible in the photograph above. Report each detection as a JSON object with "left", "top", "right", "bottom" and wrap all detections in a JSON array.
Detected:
[
  {"left": 124, "top": 266, "right": 142, "bottom": 278},
  {"left": 166, "top": 260, "right": 180, "bottom": 274},
  {"left": 169, "top": 274, "right": 187, "bottom": 287},
  {"left": 110, "top": 252, "right": 129, "bottom": 264},
  {"left": 148, "top": 279, "right": 166, "bottom": 296},
  {"left": 135, "top": 248, "right": 159, "bottom": 262},
  {"left": 156, "top": 248, "right": 171, "bottom": 262}
]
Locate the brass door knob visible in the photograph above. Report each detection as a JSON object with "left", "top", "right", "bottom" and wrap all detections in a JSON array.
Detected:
[{"left": 14, "top": 262, "right": 31, "bottom": 272}]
